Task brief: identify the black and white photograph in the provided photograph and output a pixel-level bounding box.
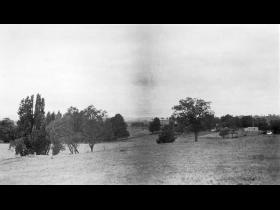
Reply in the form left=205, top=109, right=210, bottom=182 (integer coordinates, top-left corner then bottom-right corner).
left=0, top=24, right=279, bottom=185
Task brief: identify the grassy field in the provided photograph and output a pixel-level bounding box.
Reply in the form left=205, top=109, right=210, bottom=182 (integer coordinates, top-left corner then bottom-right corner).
left=0, top=133, right=279, bottom=185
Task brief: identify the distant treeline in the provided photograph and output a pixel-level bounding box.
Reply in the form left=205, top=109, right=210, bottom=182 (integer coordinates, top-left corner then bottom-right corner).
left=212, top=114, right=280, bottom=131
left=132, top=114, right=280, bottom=134
left=137, top=115, right=280, bottom=131
left=130, top=97, right=280, bottom=143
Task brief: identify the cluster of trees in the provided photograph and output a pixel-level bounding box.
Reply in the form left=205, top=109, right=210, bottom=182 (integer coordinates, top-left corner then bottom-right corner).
left=9, top=94, right=51, bottom=156
left=153, top=97, right=280, bottom=143
left=47, top=107, right=129, bottom=154
left=148, top=97, right=215, bottom=143
left=46, top=106, right=130, bottom=155
left=217, top=114, right=270, bottom=131
left=216, top=115, right=280, bottom=137
left=3, top=94, right=130, bottom=156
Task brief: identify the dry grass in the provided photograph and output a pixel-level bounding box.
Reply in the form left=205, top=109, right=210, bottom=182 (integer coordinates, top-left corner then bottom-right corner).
left=0, top=134, right=279, bottom=185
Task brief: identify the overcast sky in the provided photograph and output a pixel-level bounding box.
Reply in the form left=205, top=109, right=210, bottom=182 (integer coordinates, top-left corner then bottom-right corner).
left=0, top=24, right=279, bottom=120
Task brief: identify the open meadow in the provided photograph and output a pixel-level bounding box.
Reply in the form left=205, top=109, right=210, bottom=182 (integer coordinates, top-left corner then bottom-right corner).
left=0, top=133, right=279, bottom=185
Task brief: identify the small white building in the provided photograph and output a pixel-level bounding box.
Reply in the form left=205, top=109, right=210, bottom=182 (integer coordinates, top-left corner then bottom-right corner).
left=244, top=127, right=259, bottom=132
left=244, top=127, right=259, bottom=136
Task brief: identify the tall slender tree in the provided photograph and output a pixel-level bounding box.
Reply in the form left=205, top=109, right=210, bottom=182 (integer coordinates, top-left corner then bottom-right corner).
left=33, top=94, right=45, bottom=130
left=17, top=95, right=34, bottom=137
left=14, top=94, right=50, bottom=155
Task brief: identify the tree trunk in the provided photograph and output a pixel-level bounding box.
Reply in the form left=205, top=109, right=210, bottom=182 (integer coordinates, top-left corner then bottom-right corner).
left=89, top=143, right=94, bottom=152
left=74, top=146, right=79, bottom=154
left=68, top=145, right=73, bottom=154
left=194, top=131, right=198, bottom=142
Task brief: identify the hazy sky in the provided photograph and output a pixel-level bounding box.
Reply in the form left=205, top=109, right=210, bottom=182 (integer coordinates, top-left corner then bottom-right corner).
left=0, top=24, right=279, bottom=120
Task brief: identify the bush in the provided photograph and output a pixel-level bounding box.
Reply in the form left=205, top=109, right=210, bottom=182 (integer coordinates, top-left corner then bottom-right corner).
left=10, top=138, right=28, bottom=156
left=219, top=127, right=230, bottom=138
left=10, top=129, right=51, bottom=156
left=29, top=129, right=51, bottom=155
left=157, top=124, right=176, bottom=144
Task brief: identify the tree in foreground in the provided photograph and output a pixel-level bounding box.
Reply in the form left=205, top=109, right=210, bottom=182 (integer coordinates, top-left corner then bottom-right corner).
left=172, top=97, right=213, bottom=142
left=12, top=94, right=50, bottom=156
left=111, top=114, right=130, bottom=139
left=157, top=124, right=176, bottom=144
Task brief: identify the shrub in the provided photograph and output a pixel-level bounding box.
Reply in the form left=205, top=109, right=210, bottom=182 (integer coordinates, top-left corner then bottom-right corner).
left=157, top=124, right=176, bottom=144
left=29, top=129, right=51, bottom=155
left=10, top=128, right=51, bottom=156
